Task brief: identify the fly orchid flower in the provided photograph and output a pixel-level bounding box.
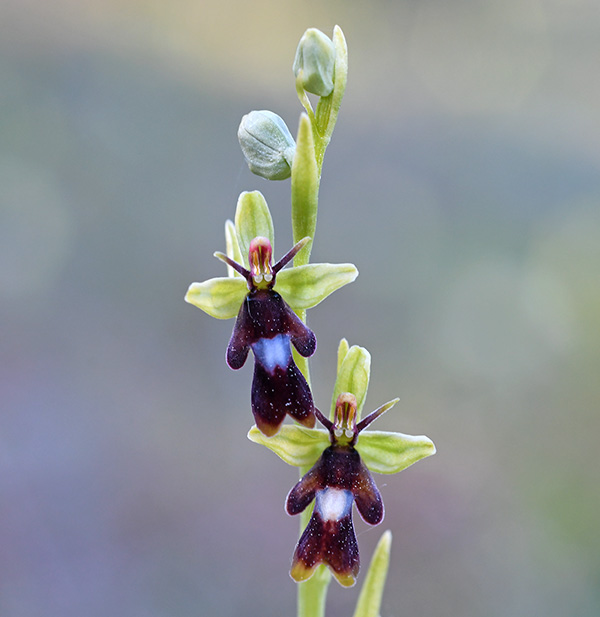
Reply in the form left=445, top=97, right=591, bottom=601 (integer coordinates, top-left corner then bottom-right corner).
left=248, top=339, right=435, bottom=586
left=185, top=191, right=358, bottom=436
left=285, top=393, right=396, bottom=587
left=215, top=236, right=317, bottom=436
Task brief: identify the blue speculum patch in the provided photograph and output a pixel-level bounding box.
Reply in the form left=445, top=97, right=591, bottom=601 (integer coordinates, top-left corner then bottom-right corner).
left=315, top=488, right=353, bottom=522
left=252, top=333, right=292, bottom=374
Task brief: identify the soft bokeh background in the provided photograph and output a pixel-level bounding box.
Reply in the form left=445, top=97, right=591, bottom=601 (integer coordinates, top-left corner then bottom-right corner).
left=2, top=1, right=599, bottom=615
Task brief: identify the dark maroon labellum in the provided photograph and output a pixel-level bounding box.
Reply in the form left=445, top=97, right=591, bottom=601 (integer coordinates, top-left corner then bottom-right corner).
left=227, top=288, right=316, bottom=436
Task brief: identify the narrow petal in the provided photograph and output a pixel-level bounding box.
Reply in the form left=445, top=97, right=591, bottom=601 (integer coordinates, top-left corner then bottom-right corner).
left=356, top=398, right=399, bottom=433
left=234, top=191, right=274, bottom=265
left=286, top=467, right=323, bottom=515
left=247, top=425, right=330, bottom=468
left=314, top=407, right=333, bottom=432
left=272, top=237, right=311, bottom=274
left=214, top=251, right=250, bottom=280
left=276, top=263, right=358, bottom=310
left=353, top=462, right=384, bottom=525
left=356, top=430, right=436, bottom=475
left=184, top=277, right=247, bottom=320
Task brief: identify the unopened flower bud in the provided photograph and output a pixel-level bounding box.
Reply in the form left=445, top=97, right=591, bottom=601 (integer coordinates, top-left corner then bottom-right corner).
left=238, top=110, right=296, bottom=180
left=293, top=28, right=336, bottom=97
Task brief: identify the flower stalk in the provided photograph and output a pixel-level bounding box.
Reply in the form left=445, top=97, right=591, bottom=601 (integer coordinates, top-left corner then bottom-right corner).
left=186, top=24, right=434, bottom=617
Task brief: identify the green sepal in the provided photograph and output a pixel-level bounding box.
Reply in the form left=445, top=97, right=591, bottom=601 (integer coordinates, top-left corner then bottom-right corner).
left=224, top=219, right=243, bottom=278
left=234, top=191, right=274, bottom=266
left=337, top=338, right=350, bottom=375
left=276, top=263, right=358, bottom=309
left=291, top=113, right=318, bottom=267
left=184, top=276, right=247, bottom=319
left=356, top=430, right=436, bottom=475
left=331, top=344, right=371, bottom=421
left=248, top=425, right=330, bottom=467
left=352, top=530, right=392, bottom=617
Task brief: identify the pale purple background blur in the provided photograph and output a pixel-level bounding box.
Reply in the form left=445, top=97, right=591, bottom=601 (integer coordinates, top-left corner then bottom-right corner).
left=1, top=1, right=599, bottom=616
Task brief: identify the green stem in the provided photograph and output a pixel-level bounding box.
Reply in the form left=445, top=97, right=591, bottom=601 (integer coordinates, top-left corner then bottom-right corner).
left=291, top=111, right=327, bottom=617
left=298, top=565, right=332, bottom=617
left=290, top=27, right=348, bottom=617
left=295, top=75, right=317, bottom=126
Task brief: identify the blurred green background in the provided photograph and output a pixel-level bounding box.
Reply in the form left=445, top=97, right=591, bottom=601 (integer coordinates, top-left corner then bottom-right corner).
left=1, top=1, right=599, bottom=616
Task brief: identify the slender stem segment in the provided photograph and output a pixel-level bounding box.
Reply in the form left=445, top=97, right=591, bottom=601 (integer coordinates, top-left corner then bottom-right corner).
left=298, top=566, right=332, bottom=617
left=291, top=26, right=348, bottom=617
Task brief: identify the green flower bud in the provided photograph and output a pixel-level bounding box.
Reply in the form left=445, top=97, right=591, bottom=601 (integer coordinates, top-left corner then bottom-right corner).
left=237, top=110, right=296, bottom=180
left=293, top=28, right=336, bottom=97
